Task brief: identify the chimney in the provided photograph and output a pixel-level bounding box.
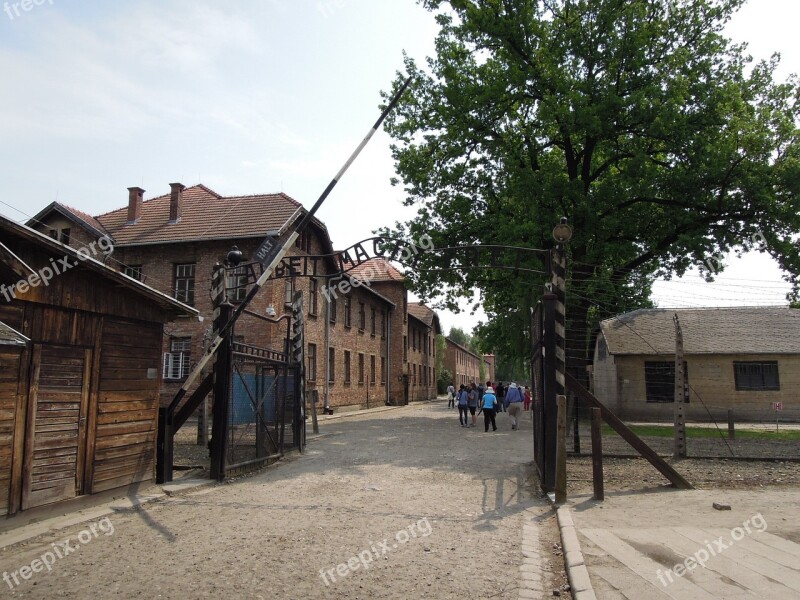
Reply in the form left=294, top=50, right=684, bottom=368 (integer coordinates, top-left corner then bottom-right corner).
left=169, top=182, right=185, bottom=223
left=127, top=187, right=145, bottom=224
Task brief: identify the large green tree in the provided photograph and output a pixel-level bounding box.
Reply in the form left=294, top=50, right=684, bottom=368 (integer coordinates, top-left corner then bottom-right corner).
left=382, top=0, right=800, bottom=375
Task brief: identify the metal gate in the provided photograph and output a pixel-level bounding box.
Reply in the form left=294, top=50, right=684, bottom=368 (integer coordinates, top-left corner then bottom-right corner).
left=226, top=341, right=300, bottom=474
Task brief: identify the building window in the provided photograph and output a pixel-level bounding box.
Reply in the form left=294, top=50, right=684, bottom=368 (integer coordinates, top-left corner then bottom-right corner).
left=358, top=353, right=364, bottom=384
left=370, top=355, right=376, bottom=386
left=229, top=266, right=248, bottom=302
left=381, top=356, right=386, bottom=384
left=59, top=228, right=71, bottom=244
left=308, top=343, right=317, bottom=381
left=309, top=279, right=318, bottom=316
left=330, top=296, right=337, bottom=324
left=381, top=310, right=386, bottom=339
left=284, top=278, right=294, bottom=306
left=644, top=361, right=689, bottom=403
left=734, top=361, right=780, bottom=391
left=412, top=364, right=416, bottom=386
left=48, top=229, right=58, bottom=240
left=370, top=307, right=376, bottom=336
left=124, top=265, right=143, bottom=281
left=174, top=264, right=196, bottom=306
left=404, top=336, right=408, bottom=361
left=344, top=296, right=352, bottom=328
left=358, top=302, right=366, bottom=331
left=163, top=337, right=191, bottom=379
left=344, top=351, right=351, bottom=383
left=328, top=347, right=335, bottom=382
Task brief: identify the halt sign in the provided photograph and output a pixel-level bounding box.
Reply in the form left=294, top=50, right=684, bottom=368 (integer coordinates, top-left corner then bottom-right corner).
left=772, top=402, right=783, bottom=411
left=254, top=234, right=280, bottom=266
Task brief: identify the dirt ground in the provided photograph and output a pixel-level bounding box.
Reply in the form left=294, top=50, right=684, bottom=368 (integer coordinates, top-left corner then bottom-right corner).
left=0, top=402, right=569, bottom=599
left=567, top=455, right=800, bottom=496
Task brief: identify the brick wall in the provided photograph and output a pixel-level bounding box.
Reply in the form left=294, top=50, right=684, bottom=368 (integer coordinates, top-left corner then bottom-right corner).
left=445, top=338, right=482, bottom=389
left=407, top=315, right=437, bottom=401
left=369, top=280, right=408, bottom=405
left=32, top=212, right=438, bottom=410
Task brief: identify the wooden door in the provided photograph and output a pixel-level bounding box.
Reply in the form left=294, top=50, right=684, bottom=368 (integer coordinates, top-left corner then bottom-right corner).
left=22, top=345, right=91, bottom=510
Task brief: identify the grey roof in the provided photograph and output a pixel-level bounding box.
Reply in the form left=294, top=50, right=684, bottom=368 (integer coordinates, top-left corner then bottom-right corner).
left=599, top=307, right=800, bottom=356
left=0, top=321, right=28, bottom=347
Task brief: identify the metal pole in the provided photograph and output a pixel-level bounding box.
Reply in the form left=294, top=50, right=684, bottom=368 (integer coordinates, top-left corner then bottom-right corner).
left=550, top=246, right=567, bottom=398
left=311, top=389, right=319, bottom=434
left=169, top=75, right=414, bottom=410
left=542, top=291, right=558, bottom=492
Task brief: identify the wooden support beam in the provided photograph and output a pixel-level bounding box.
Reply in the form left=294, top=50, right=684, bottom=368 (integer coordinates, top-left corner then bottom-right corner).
left=728, top=409, right=735, bottom=441
left=565, top=372, right=693, bottom=490
left=555, top=395, right=567, bottom=505
left=173, top=373, right=214, bottom=430
left=591, top=407, right=604, bottom=501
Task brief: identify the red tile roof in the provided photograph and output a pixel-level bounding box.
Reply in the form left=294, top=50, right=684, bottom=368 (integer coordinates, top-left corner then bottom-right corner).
left=408, top=302, right=442, bottom=334
left=408, top=302, right=434, bottom=325
left=348, top=257, right=405, bottom=282
left=59, top=204, right=109, bottom=237
left=96, top=185, right=320, bottom=246
left=27, top=202, right=110, bottom=239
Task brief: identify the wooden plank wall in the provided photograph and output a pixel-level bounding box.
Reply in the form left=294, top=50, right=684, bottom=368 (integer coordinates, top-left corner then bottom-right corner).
left=0, top=348, right=22, bottom=515
left=92, top=318, right=162, bottom=493
left=22, top=345, right=90, bottom=510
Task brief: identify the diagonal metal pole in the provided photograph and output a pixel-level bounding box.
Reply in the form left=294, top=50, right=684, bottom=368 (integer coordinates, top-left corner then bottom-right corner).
left=170, top=75, right=414, bottom=410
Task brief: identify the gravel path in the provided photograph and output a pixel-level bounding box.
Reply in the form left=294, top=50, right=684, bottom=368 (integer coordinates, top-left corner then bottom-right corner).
left=0, top=402, right=568, bottom=599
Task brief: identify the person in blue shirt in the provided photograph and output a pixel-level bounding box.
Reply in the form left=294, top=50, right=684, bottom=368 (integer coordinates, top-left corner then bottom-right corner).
left=457, top=384, right=469, bottom=427
left=480, top=386, right=498, bottom=432
left=504, top=382, right=523, bottom=430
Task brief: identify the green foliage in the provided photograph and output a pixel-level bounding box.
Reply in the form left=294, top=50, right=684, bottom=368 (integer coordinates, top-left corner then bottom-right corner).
left=437, top=367, right=453, bottom=393
left=381, top=0, right=800, bottom=368
left=447, top=326, right=470, bottom=347
left=435, top=333, right=447, bottom=376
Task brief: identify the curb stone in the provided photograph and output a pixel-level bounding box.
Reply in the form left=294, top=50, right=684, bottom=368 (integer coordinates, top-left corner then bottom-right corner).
left=556, top=505, right=597, bottom=600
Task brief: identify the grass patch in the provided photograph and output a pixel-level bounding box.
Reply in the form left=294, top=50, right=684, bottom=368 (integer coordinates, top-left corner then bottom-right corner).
left=601, top=424, right=800, bottom=442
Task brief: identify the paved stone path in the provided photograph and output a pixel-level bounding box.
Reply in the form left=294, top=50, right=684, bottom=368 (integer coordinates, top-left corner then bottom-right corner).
left=0, top=401, right=565, bottom=599
left=568, top=488, right=800, bottom=599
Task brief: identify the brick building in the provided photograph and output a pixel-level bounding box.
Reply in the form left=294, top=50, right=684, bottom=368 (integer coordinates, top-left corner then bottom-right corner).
left=444, top=338, right=483, bottom=388
left=407, top=303, right=441, bottom=402
left=29, top=184, right=439, bottom=411
left=483, top=354, right=496, bottom=384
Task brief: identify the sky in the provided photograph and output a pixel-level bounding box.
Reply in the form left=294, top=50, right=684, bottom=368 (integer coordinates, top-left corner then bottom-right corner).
left=0, top=0, right=797, bottom=337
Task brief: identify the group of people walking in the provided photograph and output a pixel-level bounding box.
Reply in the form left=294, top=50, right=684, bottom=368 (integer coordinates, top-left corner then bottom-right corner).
left=447, top=381, right=532, bottom=432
